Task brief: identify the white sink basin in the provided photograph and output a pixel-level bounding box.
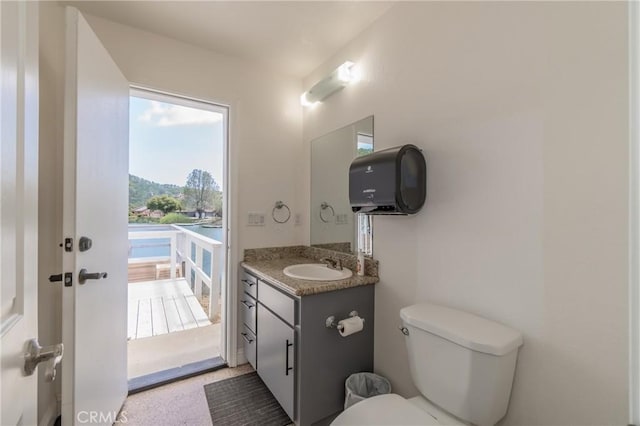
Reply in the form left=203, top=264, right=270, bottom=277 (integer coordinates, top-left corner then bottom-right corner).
left=283, top=263, right=353, bottom=281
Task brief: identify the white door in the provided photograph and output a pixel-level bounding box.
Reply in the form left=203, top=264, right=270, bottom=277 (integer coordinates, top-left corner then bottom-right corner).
left=61, top=8, right=129, bottom=425
left=0, top=2, right=40, bottom=425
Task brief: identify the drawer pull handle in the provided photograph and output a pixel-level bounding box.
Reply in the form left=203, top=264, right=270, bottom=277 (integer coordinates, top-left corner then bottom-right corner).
left=241, top=332, right=254, bottom=344
left=241, top=300, right=255, bottom=309
left=242, top=279, right=256, bottom=287
left=285, top=339, right=293, bottom=376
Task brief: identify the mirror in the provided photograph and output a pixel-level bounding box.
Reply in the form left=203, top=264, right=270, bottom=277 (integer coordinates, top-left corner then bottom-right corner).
left=310, top=116, right=373, bottom=255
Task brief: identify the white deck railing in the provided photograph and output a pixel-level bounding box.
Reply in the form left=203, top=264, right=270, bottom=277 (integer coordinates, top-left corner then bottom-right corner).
left=128, top=225, right=223, bottom=321
left=173, top=225, right=223, bottom=321
left=128, top=230, right=179, bottom=279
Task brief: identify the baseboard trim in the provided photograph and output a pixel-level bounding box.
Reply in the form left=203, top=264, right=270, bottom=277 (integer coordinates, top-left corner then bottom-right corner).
left=236, top=348, right=247, bottom=366
left=128, top=356, right=227, bottom=395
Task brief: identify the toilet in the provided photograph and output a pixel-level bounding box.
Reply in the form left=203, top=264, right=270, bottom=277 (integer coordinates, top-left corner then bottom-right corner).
left=332, top=303, right=523, bottom=426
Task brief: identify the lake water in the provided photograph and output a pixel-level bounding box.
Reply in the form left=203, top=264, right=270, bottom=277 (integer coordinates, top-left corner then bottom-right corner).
left=128, top=224, right=223, bottom=277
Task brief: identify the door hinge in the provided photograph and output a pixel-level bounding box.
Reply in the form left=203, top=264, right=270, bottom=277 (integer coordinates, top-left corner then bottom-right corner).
left=64, top=238, right=73, bottom=252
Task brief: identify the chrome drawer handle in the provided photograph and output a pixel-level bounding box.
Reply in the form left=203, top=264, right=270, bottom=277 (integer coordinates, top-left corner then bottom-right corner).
left=241, top=332, right=254, bottom=343
left=241, top=300, right=255, bottom=309
left=241, top=279, right=256, bottom=287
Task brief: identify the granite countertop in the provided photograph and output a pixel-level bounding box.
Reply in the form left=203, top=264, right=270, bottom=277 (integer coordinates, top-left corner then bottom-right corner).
left=241, top=257, right=379, bottom=297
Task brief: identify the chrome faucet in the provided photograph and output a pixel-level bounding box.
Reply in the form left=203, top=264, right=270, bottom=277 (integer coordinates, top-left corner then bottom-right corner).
left=320, top=257, right=343, bottom=270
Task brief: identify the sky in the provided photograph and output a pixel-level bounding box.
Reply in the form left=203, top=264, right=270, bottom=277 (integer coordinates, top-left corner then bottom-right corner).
left=129, top=96, right=224, bottom=187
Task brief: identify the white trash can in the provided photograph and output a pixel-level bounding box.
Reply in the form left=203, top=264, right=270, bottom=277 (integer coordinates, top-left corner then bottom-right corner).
left=344, top=372, right=391, bottom=409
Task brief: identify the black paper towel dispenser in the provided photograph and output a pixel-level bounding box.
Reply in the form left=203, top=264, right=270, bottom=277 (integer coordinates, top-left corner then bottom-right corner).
left=349, top=144, right=426, bottom=215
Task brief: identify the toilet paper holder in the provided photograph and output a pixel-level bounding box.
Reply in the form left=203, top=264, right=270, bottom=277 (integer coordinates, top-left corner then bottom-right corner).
left=325, top=311, right=364, bottom=331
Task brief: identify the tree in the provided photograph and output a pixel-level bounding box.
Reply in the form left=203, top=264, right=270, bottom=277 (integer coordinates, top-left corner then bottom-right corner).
left=184, top=169, right=218, bottom=218
left=357, top=147, right=373, bottom=157
left=147, top=195, right=182, bottom=215
left=211, top=190, right=223, bottom=217
left=159, top=213, right=192, bottom=224
left=129, top=174, right=182, bottom=209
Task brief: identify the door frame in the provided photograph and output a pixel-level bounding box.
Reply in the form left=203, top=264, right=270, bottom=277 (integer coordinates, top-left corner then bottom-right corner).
left=128, top=85, right=234, bottom=365
left=630, top=1, right=639, bottom=423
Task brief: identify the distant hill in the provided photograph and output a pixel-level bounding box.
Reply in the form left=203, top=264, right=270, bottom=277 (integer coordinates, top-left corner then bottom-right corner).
left=129, top=174, right=183, bottom=208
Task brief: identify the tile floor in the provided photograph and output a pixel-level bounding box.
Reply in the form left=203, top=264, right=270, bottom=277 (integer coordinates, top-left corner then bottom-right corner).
left=116, top=364, right=254, bottom=426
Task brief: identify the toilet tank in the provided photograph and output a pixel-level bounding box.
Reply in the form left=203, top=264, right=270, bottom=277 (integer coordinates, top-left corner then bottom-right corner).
left=400, top=303, right=523, bottom=426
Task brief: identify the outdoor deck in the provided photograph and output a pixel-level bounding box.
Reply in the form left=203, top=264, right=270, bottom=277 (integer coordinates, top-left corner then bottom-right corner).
left=128, top=322, right=221, bottom=379
left=128, top=278, right=211, bottom=340
left=126, top=225, right=224, bottom=379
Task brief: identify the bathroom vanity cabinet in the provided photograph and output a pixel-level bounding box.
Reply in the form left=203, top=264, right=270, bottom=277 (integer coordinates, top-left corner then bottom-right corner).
left=239, top=267, right=375, bottom=426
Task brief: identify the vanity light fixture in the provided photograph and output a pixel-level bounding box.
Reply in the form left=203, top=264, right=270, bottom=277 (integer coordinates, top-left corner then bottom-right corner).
left=300, top=61, right=356, bottom=107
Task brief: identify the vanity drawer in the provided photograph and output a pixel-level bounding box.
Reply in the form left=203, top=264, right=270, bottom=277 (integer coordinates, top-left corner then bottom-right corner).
left=241, top=325, right=257, bottom=369
left=258, top=280, right=295, bottom=326
left=240, top=269, right=258, bottom=299
left=240, top=296, right=257, bottom=333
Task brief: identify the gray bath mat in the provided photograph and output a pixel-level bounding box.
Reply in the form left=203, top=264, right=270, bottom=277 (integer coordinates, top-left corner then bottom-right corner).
left=204, top=372, right=291, bottom=426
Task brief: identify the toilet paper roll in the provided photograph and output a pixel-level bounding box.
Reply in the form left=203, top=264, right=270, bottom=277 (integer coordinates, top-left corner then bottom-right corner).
left=338, top=316, right=364, bottom=337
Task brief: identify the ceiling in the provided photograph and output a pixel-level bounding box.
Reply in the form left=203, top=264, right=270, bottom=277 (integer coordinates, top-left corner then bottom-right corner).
left=63, top=1, right=395, bottom=78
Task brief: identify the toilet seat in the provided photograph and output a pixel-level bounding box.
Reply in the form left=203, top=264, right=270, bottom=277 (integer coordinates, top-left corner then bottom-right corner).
left=331, top=394, right=440, bottom=426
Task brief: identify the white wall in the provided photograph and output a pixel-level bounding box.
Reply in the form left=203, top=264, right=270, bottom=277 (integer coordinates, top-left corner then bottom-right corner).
left=302, top=3, right=629, bottom=425
left=37, top=4, right=304, bottom=424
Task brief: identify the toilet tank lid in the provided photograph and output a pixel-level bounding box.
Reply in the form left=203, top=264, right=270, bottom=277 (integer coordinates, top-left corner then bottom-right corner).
left=400, top=303, right=523, bottom=356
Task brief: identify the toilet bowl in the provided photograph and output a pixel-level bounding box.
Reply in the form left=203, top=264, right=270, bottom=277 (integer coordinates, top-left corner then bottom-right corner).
left=332, top=393, right=464, bottom=425
left=331, top=303, right=523, bottom=426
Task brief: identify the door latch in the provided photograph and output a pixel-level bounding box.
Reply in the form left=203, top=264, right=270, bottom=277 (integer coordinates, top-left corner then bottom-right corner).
left=24, top=338, right=64, bottom=382
left=48, top=272, right=73, bottom=287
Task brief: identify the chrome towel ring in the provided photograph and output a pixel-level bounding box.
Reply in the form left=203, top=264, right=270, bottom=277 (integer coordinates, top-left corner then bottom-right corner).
left=273, top=201, right=291, bottom=223
left=319, top=202, right=335, bottom=223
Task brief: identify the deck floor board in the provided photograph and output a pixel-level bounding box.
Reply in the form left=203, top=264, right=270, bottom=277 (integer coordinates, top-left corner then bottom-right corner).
left=127, top=299, right=139, bottom=340
left=137, top=299, right=153, bottom=339
left=128, top=278, right=211, bottom=340
left=174, top=296, right=199, bottom=330
left=151, top=297, right=168, bottom=336
left=164, top=297, right=184, bottom=333
left=185, top=294, right=211, bottom=327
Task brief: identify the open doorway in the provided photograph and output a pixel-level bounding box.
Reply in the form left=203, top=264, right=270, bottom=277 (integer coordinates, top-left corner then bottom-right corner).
left=125, top=88, right=228, bottom=388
